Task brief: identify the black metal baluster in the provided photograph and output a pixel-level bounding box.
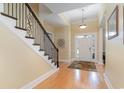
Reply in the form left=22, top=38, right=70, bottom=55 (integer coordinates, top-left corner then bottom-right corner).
left=39, top=27, right=42, bottom=51
left=31, top=16, right=34, bottom=37
left=43, top=31, right=45, bottom=52
left=39, top=28, right=41, bottom=49
left=44, top=34, right=46, bottom=55
left=4, top=4, right=5, bottom=13
left=31, top=15, right=35, bottom=38
left=8, top=3, right=9, bottom=15
left=22, top=3, right=24, bottom=28
left=36, top=24, right=40, bottom=45
left=16, top=3, right=19, bottom=27
left=4, top=4, right=7, bottom=14
left=40, top=28, right=44, bottom=51
left=12, top=3, right=13, bottom=16
left=57, top=49, right=59, bottom=67
left=54, top=49, right=56, bottom=65
left=23, top=4, right=25, bottom=29
left=25, top=5, right=27, bottom=30
left=50, top=43, right=52, bottom=59
left=29, top=13, right=32, bottom=37
left=34, top=21, right=37, bottom=43
left=15, top=3, right=17, bottom=26
left=18, top=4, right=21, bottom=27
left=10, top=3, right=12, bottom=16
left=21, top=3, right=23, bottom=28
left=34, top=20, right=37, bottom=45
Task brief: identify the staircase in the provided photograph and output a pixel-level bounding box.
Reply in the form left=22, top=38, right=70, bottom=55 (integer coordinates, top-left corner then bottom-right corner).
left=0, top=3, right=59, bottom=68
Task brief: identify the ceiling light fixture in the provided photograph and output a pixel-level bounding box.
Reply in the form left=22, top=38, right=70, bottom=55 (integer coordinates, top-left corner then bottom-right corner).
left=79, top=9, right=87, bottom=29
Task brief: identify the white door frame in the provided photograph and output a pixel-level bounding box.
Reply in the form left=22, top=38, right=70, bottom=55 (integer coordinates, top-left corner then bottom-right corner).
left=74, top=33, right=97, bottom=63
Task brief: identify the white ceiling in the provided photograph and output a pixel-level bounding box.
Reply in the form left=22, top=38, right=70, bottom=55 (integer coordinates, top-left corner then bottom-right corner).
left=39, top=4, right=66, bottom=26
left=44, top=3, right=92, bottom=14
left=60, top=4, right=101, bottom=24
left=40, top=3, right=101, bottom=27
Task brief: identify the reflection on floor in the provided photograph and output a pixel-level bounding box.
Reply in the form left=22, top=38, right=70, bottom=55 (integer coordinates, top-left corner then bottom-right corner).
left=35, top=62, right=108, bottom=89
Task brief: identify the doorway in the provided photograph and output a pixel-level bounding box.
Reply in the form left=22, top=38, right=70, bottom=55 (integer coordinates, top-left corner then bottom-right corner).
left=75, top=34, right=97, bottom=62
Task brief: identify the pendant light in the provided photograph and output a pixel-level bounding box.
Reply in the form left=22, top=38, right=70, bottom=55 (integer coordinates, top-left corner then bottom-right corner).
left=79, top=9, right=87, bottom=29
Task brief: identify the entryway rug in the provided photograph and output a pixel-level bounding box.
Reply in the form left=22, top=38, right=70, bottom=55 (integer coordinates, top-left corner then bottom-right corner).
left=68, top=61, right=97, bottom=72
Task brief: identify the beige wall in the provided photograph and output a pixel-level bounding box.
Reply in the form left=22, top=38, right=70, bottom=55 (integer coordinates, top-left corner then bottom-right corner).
left=29, top=3, right=39, bottom=15
left=29, top=4, right=56, bottom=37
left=54, top=26, right=71, bottom=61
left=71, top=20, right=99, bottom=61
left=0, top=21, right=52, bottom=88
left=43, top=21, right=56, bottom=33
left=100, top=4, right=124, bottom=88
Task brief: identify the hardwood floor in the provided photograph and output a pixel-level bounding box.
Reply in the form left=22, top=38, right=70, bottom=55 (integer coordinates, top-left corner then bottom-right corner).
left=35, top=62, right=108, bottom=89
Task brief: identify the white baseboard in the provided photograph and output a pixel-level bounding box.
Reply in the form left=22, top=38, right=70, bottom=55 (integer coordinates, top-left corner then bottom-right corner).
left=97, top=61, right=104, bottom=65
left=59, top=59, right=70, bottom=63
left=98, top=59, right=104, bottom=64
left=21, top=68, right=59, bottom=89
left=104, top=73, right=113, bottom=89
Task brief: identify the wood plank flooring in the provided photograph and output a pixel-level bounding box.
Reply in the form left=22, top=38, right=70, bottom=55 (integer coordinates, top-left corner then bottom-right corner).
left=35, top=62, right=108, bottom=89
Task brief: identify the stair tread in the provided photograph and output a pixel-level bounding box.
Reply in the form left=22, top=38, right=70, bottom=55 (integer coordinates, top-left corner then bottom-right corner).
left=39, top=49, right=44, bottom=51
left=48, top=57, right=53, bottom=60
left=44, top=53, right=49, bottom=55
left=15, top=26, right=27, bottom=31
left=25, top=36, right=35, bottom=39
left=33, top=43, right=40, bottom=46
left=1, top=12, right=17, bottom=20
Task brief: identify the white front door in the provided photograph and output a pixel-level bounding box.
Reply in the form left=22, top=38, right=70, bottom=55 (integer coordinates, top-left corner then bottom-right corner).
left=75, top=35, right=96, bottom=62
left=79, top=36, right=91, bottom=61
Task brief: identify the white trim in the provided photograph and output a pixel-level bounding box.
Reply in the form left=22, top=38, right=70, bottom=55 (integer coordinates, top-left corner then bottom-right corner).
left=99, top=58, right=104, bottom=64
left=103, top=73, right=113, bottom=89
left=21, top=68, right=59, bottom=89
left=97, top=60, right=104, bottom=64
left=97, top=62, right=104, bottom=65
left=98, top=28, right=104, bottom=65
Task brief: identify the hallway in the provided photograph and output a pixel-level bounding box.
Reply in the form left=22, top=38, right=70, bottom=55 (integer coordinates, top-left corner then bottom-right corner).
left=35, top=63, right=108, bottom=89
